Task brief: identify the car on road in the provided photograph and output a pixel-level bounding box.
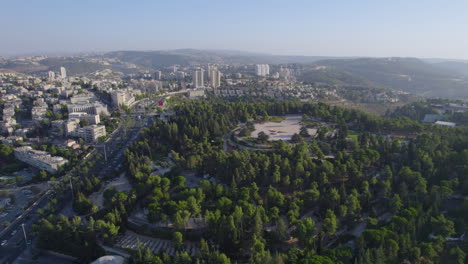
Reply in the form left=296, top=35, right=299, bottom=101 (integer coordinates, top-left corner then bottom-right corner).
left=11, top=230, right=17, bottom=236
left=1, top=240, right=7, bottom=246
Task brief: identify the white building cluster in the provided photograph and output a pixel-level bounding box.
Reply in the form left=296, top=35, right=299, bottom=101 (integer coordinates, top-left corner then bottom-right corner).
left=31, top=98, right=48, bottom=123
left=47, top=66, right=67, bottom=81
left=0, top=94, right=21, bottom=134
left=14, top=146, right=68, bottom=173
left=111, top=90, right=135, bottom=107
left=67, top=101, right=109, bottom=116
left=255, top=64, right=270, bottom=76
left=67, top=124, right=107, bottom=143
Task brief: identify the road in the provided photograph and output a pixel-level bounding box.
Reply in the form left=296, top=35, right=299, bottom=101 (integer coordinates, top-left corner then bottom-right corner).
left=0, top=92, right=180, bottom=263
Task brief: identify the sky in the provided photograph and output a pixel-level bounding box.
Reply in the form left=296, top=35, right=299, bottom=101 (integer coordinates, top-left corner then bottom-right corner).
left=1, top=0, right=468, bottom=59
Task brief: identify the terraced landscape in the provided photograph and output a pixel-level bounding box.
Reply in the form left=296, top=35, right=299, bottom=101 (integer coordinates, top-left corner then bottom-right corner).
left=115, top=231, right=199, bottom=257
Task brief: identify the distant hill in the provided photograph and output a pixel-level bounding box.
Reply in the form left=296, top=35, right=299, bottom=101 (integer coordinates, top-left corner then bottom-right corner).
left=431, top=61, right=468, bottom=76
left=0, top=57, right=110, bottom=75
left=39, top=57, right=111, bottom=75
left=104, top=49, right=339, bottom=66
left=298, top=65, right=378, bottom=87
left=307, top=58, right=468, bottom=99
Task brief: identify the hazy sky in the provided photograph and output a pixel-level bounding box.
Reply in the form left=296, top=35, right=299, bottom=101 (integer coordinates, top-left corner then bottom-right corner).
left=1, top=0, right=468, bottom=58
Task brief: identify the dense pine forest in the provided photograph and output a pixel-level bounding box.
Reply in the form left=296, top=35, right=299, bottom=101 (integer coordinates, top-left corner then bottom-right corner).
left=34, top=99, right=468, bottom=263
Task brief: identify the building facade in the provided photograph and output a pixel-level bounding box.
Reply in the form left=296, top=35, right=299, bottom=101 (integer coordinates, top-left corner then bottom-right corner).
left=255, top=64, right=270, bottom=76
left=192, top=68, right=204, bottom=88
left=14, top=146, right=68, bottom=173
left=110, top=90, right=135, bottom=107
left=60, top=67, right=67, bottom=79
left=210, top=69, right=221, bottom=88
left=68, top=112, right=100, bottom=125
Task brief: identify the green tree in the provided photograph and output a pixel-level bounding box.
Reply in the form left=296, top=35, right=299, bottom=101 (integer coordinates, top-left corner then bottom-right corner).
left=275, top=218, right=289, bottom=241
left=299, top=126, right=309, bottom=137
left=291, top=133, right=303, bottom=143
left=249, top=235, right=271, bottom=264
left=257, top=131, right=269, bottom=143
left=390, top=194, right=402, bottom=214
left=294, top=217, right=316, bottom=248
left=172, top=232, right=184, bottom=251
left=449, top=246, right=466, bottom=264
left=323, top=209, right=338, bottom=236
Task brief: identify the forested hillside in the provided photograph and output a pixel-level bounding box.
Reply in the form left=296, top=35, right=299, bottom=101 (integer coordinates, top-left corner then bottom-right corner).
left=121, top=99, right=468, bottom=263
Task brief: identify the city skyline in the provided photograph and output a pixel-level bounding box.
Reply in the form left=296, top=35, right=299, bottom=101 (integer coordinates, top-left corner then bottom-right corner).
left=1, top=0, right=468, bottom=59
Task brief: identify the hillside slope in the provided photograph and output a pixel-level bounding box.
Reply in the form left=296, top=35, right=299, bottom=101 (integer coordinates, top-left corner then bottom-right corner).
left=312, top=58, right=468, bottom=99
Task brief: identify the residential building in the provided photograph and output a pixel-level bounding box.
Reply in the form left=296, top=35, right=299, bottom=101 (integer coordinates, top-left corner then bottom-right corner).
left=210, top=69, right=221, bottom=88
left=192, top=68, right=204, bottom=88
left=14, top=146, right=68, bottom=173
left=0, top=120, right=16, bottom=134
left=67, top=102, right=109, bottom=116
left=31, top=104, right=48, bottom=123
left=187, top=88, right=205, bottom=99
left=110, top=90, right=135, bottom=107
left=70, top=93, right=96, bottom=104
left=70, top=125, right=106, bottom=143
left=255, top=64, right=270, bottom=76
left=65, top=119, right=80, bottom=135
left=69, top=112, right=100, bottom=125
left=207, top=65, right=216, bottom=79
left=153, top=71, right=162, bottom=80
left=60, top=67, right=67, bottom=79
left=84, top=125, right=106, bottom=142
left=435, top=121, right=456, bottom=128
left=48, top=71, right=55, bottom=81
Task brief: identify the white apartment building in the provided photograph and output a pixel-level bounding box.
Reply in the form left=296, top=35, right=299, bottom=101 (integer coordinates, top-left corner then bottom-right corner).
left=48, top=71, right=55, bottom=81
left=70, top=94, right=96, bottom=104
left=192, top=68, right=204, bottom=88
left=14, top=146, right=68, bottom=173
left=85, top=125, right=106, bottom=142
left=60, top=67, right=67, bottom=79
left=67, top=102, right=109, bottom=116
left=210, top=69, right=221, bottom=88
left=65, top=119, right=80, bottom=135
left=187, top=88, right=205, bottom=99
left=207, top=65, right=216, bottom=79
left=68, top=112, right=100, bottom=125
left=69, top=124, right=106, bottom=143
left=255, top=64, right=270, bottom=76
left=0, top=120, right=16, bottom=134
left=110, top=90, right=135, bottom=107
left=31, top=105, right=48, bottom=123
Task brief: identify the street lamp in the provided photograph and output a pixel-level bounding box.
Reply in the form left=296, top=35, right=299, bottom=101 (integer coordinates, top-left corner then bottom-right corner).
left=21, top=223, right=28, bottom=246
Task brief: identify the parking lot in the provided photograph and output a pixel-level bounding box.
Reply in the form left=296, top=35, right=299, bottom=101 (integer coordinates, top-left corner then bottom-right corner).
left=0, top=182, right=49, bottom=233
